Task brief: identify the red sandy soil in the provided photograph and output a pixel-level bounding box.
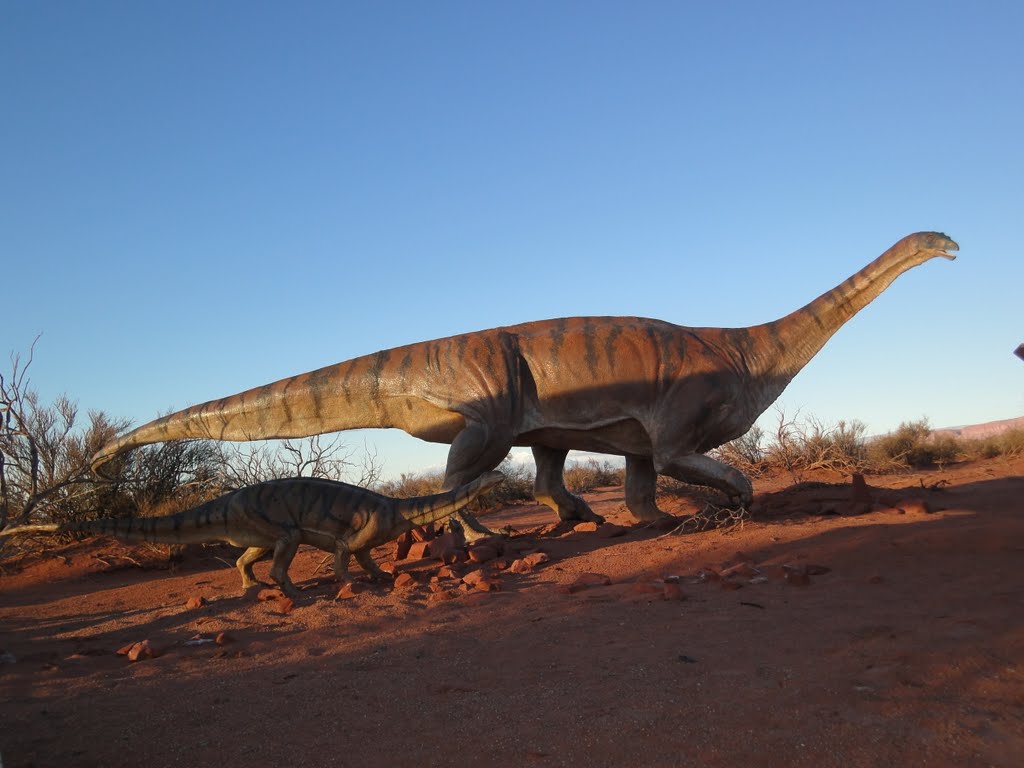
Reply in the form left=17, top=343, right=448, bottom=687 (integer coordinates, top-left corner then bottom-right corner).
left=1, top=457, right=1022, bottom=768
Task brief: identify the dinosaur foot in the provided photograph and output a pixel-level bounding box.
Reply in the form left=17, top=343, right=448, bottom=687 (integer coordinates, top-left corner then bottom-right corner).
left=450, top=511, right=499, bottom=542
left=554, top=495, right=604, bottom=524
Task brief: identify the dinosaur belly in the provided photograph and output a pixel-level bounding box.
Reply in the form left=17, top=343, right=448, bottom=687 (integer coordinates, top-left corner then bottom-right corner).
left=516, top=420, right=651, bottom=456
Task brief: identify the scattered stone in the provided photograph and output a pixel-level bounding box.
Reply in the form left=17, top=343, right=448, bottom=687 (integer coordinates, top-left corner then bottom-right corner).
left=696, top=567, right=721, bottom=583
left=379, top=561, right=398, bottom=575
left=116, top=643, right=137, bottom=656
left=407, top=542, right=433, bottom=560
left=596, top=523, right=628, bottom=538
left=426, top=532, right=465, bottom=559
left=215, top=632, right=235, bottom=646
left=573, top=521, right=600, bottom=533
left=663, top=574, right=681, bottom=584
left=510, top=552, right=550, bottom=574
left=276, top=597, right=295, bottom=615
left=630, top=581, right=664, bottom=596
left=720, top=562, right=761, bottom=579
left=184, top=596, right=206, bottom=610
left=561, top=573, right=612, bottom=594
left=257, top=588, right=286, bottom=602
left=468, top=544, right=499, bottom=564
left=895, top=497, right=933, bottom=515
left=394, top=532, right=414, bottom=561
left=470, top=536, right=507, bottom=555
left=782, top=565, right=810, bottom=586
left=491, top=557, right=513, bottom=570
left=411, top=523, right=437, bottom=542
left=436, top=565, right=463, bottom=579
left=336, top=582, right=364, bottom=600
left=393, top=573, right=418, bottom=589
left=461, top=569, right=489, bottom=587
left=851, top=473, right=873, bottom=504
left=427, top=589, right=459, bottom=604
left=441, top=548, right=469, bottom=565
left=121, top=640, right=163, bottom=662
left=663, top=582, right=687, bottom=601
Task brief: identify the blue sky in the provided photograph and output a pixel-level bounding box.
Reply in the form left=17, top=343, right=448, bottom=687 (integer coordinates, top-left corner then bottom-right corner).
left=3, top=2, right=1022, bottom=479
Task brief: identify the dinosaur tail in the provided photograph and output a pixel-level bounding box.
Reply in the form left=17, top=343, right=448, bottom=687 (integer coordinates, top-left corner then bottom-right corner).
left=0, top=497, right=233, bottom=546
left=397, top=471, right=506, bottom=530
left=90, top=356, right=388, bottom=477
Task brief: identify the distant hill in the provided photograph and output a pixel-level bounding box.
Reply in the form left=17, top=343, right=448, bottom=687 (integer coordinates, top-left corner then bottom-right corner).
left=932, top=416, right=1024, bottom=441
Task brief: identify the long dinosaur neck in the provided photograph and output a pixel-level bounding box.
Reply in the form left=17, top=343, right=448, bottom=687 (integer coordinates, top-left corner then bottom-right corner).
left=744, top=232, right=957, bottom=385
left=393, top=471, right=504, bottom=533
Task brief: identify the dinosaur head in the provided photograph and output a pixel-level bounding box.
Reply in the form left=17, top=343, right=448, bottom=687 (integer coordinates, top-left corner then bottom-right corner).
left=912, top=232, right=958, bottom=261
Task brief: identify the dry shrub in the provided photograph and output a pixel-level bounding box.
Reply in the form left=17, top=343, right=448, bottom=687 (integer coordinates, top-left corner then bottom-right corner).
left=867, top=419, right=962, bottom=469
left=564, top=459, right=625, bottom=493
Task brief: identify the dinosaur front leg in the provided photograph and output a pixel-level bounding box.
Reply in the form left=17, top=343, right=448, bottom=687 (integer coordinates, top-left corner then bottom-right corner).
left=443, top=421, right=513, bottom=540
left=624, top=455, right=670, bottom=521
left=353, top=549, right=391, bottom=582
left=532, top=445, right=604, bottom=523
left=235, top=546, right=271, bottom=590
left=654, top=453, right=753, bottom=507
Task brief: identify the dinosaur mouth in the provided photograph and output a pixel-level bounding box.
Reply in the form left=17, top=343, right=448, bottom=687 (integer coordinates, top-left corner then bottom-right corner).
left=936, top=237, right=959, bottom=260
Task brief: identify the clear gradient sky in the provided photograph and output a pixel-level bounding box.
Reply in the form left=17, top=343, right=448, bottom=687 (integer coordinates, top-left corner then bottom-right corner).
left=3, top=2, right=1022, bottom=479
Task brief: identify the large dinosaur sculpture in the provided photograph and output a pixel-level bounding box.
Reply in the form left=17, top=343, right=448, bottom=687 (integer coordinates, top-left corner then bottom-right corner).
left=1, top=471, right=504, bottom=595
left=92, top=232, right=957, bottom=533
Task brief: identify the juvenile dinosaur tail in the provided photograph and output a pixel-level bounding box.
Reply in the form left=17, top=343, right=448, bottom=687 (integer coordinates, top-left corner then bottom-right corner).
left=0, top=498, right=231, bottom=546
left=398, top=470, right=506, bottom=530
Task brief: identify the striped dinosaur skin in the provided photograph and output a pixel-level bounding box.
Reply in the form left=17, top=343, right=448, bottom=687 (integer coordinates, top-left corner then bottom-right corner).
left=1, top=470, right=504, bottom=595
left=92, top=232, right=957, bottom=529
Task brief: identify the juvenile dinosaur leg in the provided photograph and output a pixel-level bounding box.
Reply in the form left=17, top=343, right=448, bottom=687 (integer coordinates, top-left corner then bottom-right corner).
left=443, top=421, right=512, bottom=539
left=532, top=445, right=603, bottom=523
left=354, top=549, right=390, bottom=582
left=236, top=546, right=271, bottom=589
left=624, top=455, right=669, bottom=521
left=268, top=532, right=303, bottom=596
left=654, top=453, right=753, bottom=507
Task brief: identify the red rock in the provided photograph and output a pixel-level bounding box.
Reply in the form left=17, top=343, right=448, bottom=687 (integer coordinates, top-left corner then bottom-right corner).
left=277, top=598, right=295, bottom=614
left=411, top=523, right=437, bottom=542
left=472, top=577, right=501, bottom=592
left=215, top=633, right=234, bottom=646
left=631, top=582, right=664, bottom=595
left=442, top=548, right=469, bottom=565
left=427, top=589, right=459, bottom=604
left=510, top=552, right=551, bottom=574
left=461, top=569, right=489, bottom=587
left=394, top=532, right=414, bottom=561
left=573, top=522, right=600, bottom=533
left=851, top=473, right=873, bottom=504
left=393, top=573, right=418, bottom=589
left=184, top=596, right=206, bottom=610
left=470, top=536, right=506, bottom=555
left=257, top=588, right=285, bottom=602
left=663, top=582, right=687, bottom=601
left=379, top=561, right=398, bottom=575
left=426, top=532, right=465, bottom=559
left=783, top=565, right=810, bottom=586
left=407, top=542, right=432, bottom=560
left=436, top=565, right=463, bottom=579
left=696, top=567, right=721, bottom=583
left=896, top=497, right=932, bottom=515
left=126, top=640, right=162, bottom=662
left=468, top=544, right=498, bottom=564
left=563, top=573, right=612, bottom=594
left=116, top=642, right=138, bottom=656
left=720, top=562, right=761, bottom=579
left=596, top=523, right=628, bottom=538
left=336, top=582, right=364, bottom=600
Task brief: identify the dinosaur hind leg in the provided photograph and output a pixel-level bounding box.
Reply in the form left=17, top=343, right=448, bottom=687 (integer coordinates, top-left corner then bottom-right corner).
left=442, top=421, right=512, bottom=540
left=268, top=532, right=302, bottom=597
left=532, top=445, right=603, bottom=523
left=624, top=455, right=671, bottom=521
left=236, top=546, right=271, bottom=590
left=654, top=452, right=753, bottom=507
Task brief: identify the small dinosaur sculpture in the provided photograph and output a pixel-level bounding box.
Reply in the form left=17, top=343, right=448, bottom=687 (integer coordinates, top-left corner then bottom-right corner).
left=92, top=232, right=957, bottom=533
left=1, top=470, right=504, bottom=595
